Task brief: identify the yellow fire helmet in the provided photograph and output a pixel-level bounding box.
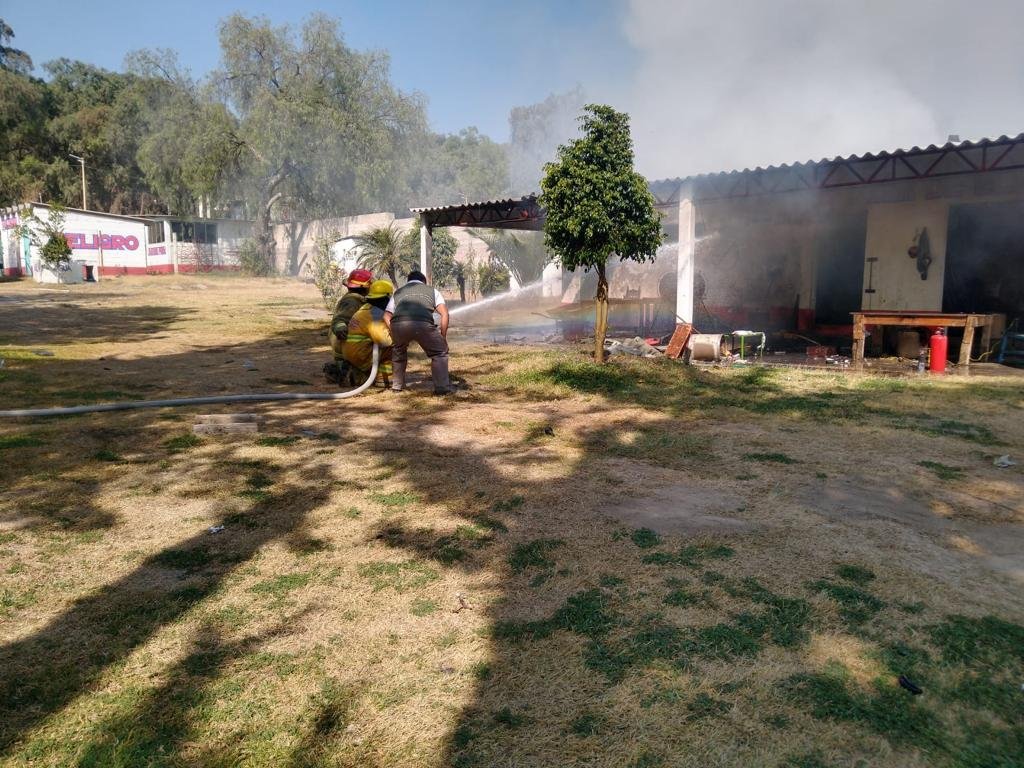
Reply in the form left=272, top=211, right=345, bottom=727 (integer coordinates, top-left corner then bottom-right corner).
left=366, top=279, right=395, bottom=300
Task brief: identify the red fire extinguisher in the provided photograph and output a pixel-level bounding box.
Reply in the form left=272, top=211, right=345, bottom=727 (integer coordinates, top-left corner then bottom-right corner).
left=929, top=327, right=948, bottom=373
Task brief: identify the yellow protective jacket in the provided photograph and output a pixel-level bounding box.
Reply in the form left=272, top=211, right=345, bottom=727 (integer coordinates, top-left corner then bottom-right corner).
left=341, top=303, right=393, bottom=374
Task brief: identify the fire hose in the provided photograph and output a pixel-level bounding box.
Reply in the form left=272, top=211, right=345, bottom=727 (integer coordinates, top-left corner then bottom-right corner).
left=0, top=345, right=380, bottom=419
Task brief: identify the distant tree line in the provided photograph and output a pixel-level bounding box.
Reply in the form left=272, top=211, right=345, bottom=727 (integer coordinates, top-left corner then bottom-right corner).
left=0, top=15, right=526, bottom=262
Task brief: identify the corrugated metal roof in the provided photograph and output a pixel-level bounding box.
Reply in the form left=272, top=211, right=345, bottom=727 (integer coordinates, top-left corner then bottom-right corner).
left=651, top=133, right=1024, bottom=186
left=410, top=194, right=538, bottom=214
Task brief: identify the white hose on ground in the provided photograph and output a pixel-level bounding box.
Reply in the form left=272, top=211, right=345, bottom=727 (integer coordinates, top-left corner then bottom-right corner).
left=0, top=345, right=380, bottom=419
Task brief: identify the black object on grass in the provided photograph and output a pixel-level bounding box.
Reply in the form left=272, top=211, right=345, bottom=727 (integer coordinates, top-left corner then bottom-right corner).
left=898, top=675, right=923, bottom=695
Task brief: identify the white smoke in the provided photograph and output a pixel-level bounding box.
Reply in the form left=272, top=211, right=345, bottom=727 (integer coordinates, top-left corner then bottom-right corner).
left=618, top=0, right=1024, bottom=179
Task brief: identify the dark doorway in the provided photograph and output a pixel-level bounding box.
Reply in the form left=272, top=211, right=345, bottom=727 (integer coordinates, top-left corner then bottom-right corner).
left=945, top=201, right=1024, bottom=318
left=815, top=213, right=867, bottom=325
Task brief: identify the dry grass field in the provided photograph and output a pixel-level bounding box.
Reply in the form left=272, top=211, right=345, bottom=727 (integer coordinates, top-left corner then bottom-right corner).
left=1, top=275, right=1022, bottom=768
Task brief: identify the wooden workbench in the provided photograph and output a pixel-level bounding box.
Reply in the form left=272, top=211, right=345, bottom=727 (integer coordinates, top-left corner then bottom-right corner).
left=851, top=311, right=995, bottom=367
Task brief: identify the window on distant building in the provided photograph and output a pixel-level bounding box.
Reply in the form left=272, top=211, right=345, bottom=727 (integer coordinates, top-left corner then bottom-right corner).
left=147, top=221, right=165, bottom=243
left=195, top=222, right=218, bottom=244
left=170, top=221, right=194, bottom=242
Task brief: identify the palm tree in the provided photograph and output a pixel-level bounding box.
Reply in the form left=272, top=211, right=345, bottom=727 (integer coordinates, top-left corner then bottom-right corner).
left=468, top=229, right=549, bottom=286
left=354, top=223, right=419, bottom=283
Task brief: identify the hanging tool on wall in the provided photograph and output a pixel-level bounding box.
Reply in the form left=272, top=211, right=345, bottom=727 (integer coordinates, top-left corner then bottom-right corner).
left=908, top=227, right=933, bottom=280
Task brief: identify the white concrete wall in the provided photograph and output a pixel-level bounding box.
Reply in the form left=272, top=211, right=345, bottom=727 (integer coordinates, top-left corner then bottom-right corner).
left=862, top=200, right=949, bottom=311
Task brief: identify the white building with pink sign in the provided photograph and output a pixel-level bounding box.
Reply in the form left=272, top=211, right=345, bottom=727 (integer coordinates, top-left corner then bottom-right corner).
left=0, top=204, right=252, bottom=280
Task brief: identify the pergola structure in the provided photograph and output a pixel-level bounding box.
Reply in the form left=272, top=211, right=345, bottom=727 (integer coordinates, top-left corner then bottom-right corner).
left=409, top=195, right=544, bottom=281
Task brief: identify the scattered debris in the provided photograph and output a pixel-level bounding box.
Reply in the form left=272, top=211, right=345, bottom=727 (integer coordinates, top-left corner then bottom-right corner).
left=825, top=355, right=851, bottom=366
left=543, top=426, right=555, bottom=437
left=208, top=525, right=225, bottom=534
left=606, top=336, right=662, bottom=358
left=898, top=675, right=923, bottom=695
left=31, top=349, right=54, bottom=357
left=0, top=359, right=4, bottom=369
left=242, top=359, right=258, bottom=371
left=300, top=429, right=319, bottom=438
left=665, top=323, right=693, bottom=359
left=994, top=455, right=1016, bottom=468
left=452, top=593, right=472, bottom=613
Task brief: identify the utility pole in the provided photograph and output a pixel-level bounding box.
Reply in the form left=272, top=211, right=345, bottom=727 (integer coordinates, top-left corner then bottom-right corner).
left=68, top=154, right=87, bottom=210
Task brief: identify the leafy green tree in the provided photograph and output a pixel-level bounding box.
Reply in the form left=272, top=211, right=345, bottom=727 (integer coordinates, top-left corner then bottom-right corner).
left=355, top=223, right=418, bottom=283
left=540, top=104, right=662, bottom=361
left=305, top=231, right=346, bottom=308
left=477, top=260, right=510, bottom=296
left=414, top=225, right=458, bottom=289
left=409, top=127, right=509, bottom=206
left=0, top=19, right=32, bottom=74
left=43, top=59, right=155, bottom=213
left=127, top=49, right=245, bottom=217
left=18, top=204, right=73, bottom=268
left=213, top=13, right=427, bottom=267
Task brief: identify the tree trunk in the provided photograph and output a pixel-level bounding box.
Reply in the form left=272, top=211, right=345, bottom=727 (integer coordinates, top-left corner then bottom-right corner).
left=255, top=190, right=283, bottom=273
left=594, top=262, right=609, bottom=363
left=254, top=162, right=292, bottom=273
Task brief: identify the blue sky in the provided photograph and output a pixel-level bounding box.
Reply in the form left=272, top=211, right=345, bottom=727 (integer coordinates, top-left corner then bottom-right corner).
left=4, top=0, right=637, bottom=143
left=6, top=0, right=1023, bottom=178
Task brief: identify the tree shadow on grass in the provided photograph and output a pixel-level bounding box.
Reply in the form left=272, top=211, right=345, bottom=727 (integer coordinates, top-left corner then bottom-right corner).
left=74, top=617, right=304, bottom=767
left=0, top=459, right=335, bottom=755
left=0, top=302, right=189, bottom=345
left=346, top=364, right=1024, bottom=767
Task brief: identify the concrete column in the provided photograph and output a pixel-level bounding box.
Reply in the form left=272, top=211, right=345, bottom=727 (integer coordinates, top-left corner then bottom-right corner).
left=676, top=194, right=696, bottom=323
left=541, top=261, right=562, bottom=298
left=420, top=224, right=433, bottom=283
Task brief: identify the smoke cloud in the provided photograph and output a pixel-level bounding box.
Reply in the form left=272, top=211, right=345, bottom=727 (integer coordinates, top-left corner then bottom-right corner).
left=618, top=0, right=1024, bottom=179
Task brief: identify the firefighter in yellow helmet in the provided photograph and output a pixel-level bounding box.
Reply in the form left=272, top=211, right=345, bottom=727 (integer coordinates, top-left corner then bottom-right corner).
left=324, top=268, right=373, bottom=385
left=341, top=279, right=395, bottom=386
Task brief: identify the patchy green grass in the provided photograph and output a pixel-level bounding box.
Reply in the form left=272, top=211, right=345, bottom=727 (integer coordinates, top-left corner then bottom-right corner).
left=918, top=460, right=964, bottom=481
left=892, top=416, right=999, bottom=445
left=686, top=692, right=729, bottom=721
left=342, top=506, right=361, bottom=519
left=358, top=560, right=440, bottom=593
left=492, top=707, right=528, bottom=728
left=0, top=433, right=44, bottom=450
left=163, top=433, right=202, bottom=454
left=808, top=579, right=885, bottom=626
left=495, top=589, right=617, bottom=642
left=92, top=449, right=122, bottom=462
left=472, top=513, right=508, bottom=533
left=663, top=586, right=715, bottom=609
left=784, top=665, right=944, bottom=749
left=255, top=435, right=300, bottom=447
left=0, top=587, right=38, bottom=617
left=508, top=538, right=564, bottom=574
left=631, top=528, right=661, bottom=549
left=569, top=711, right=604, bottom=737
left=410, top=597, right=438, bottom=617
left=642, top=542, right=735, bottom=568
left=603, top=428, right=714, bottom=465
left=491, top=495, right=525, bottom=513
left=249, top=571, right=313, bottom=599
left=929, top=614, right=1024, bottom=669
left=835, top=564, right=876, bottom=586
left=368, top=491, right=421, bottom=508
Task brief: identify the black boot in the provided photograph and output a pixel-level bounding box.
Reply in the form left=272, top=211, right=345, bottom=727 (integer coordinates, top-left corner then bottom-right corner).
left=323, top=362, right=342, bottom=385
